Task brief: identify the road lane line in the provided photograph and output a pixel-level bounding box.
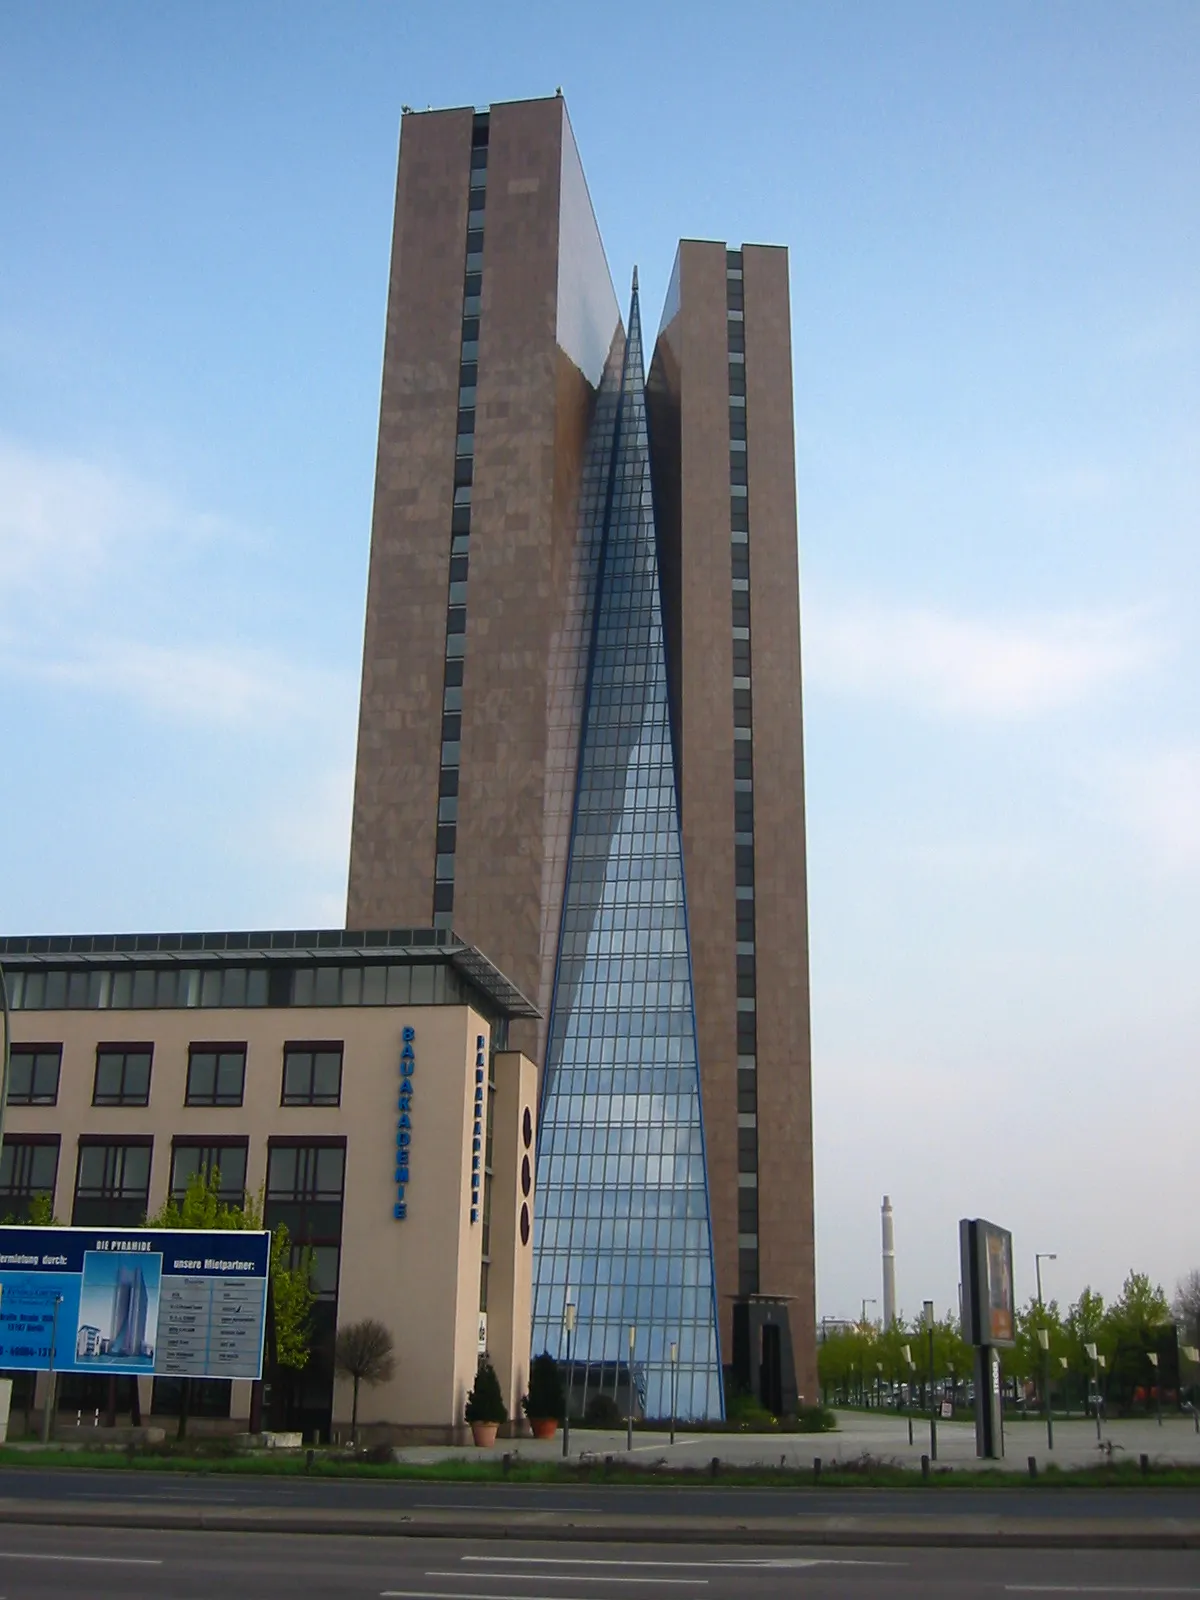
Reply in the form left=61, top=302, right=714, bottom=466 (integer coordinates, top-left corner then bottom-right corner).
left=0, top=1553, right=164, bottom=1565
left=1007, top=1589, right=1200, bottom=1595
left=462, top=1555, right=898, bottom=1570
left=428, top=1574, right=704, bottom=1586
left=385, top=1591, right=656, bottom=1600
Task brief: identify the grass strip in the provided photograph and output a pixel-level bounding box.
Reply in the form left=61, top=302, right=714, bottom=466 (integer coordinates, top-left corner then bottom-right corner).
left=0, top=1447, right=1198, bottom=1490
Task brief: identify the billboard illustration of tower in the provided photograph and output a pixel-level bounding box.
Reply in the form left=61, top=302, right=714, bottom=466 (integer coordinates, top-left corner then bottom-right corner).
left=76, top=1251, right=162, bottom=1368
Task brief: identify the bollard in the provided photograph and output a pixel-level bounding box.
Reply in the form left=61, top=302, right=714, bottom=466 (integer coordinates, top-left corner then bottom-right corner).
left=1195, top=1409, right=1199, bottom=1436
left=1140, top=1453, right=1150, bottom=1476
left=93, top=1409, right=100, bottom=1428
left=921, top=1454, right=930, bottom=1481
left=1027, top=1456, right=1037, bottom=1480
left=907, top=1416, right=914, bottom=1447
left=813, top=1456, right=821, bottom=1482
left=502, top=1452, right=512, bottom=1476
left=710, top=1456, right=720, bottom=1478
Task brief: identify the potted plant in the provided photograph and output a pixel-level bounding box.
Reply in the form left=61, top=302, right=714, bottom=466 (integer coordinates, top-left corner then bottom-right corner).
left=522, top=1351, right=564, bottom=1440
left=465, top=1359, right=507, bottom=1447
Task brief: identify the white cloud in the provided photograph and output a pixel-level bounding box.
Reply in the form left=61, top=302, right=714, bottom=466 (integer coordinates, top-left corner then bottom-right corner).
left=0, top=436, right=222, bottom=599
left=8, top=635, right=349, bottom=727
left=805, top=597, right=1160, bottom=719
left=0, top=434, right=348, bottom=728
left=1105, top=746, right=1200, bottom=873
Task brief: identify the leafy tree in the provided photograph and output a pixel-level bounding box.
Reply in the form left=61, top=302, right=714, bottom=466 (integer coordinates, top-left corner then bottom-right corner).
left=1109, top=1270, right=1171, bottom=1336
left=1174, top=1270, right=1200, bottom=1345
left=146, top=1171, right=315, bottom=1434
left=334, top=1318, right=395, bottom=1445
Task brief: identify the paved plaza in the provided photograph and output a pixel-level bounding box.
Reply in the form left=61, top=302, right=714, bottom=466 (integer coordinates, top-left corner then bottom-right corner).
left=392, top=1408, right=1200, bottom=1472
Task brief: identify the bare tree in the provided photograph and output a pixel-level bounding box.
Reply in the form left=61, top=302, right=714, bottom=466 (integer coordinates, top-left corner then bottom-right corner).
left=334, top=1318, right=396, bottom=1445
left=1174, top=1271, right=1200, bottom=1343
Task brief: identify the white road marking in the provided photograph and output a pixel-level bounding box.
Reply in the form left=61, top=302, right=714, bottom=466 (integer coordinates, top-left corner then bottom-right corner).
left=0, top=1552, right=164, bottom=1565
left=429, top=1574, right=704, bottom=1586
left=463, top=1554, right=899, bottom=1570
left=385, top=1592, right=635, bottom=1600
left=1007, top=1589, right=1200, bottom=1595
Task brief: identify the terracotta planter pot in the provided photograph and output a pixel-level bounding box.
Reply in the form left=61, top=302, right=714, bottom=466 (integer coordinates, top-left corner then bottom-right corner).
left=470, top=1421, right=500, bottom=1447
left=528, top=1417, right=558, bottom=1441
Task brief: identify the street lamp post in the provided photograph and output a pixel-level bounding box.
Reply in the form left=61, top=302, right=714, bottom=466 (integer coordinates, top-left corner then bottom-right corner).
left=924, top=1300, right=937, bottom=1462
left=1085, top=1342, right=1101, bottom=1441
left=626, top=1325, right=636, bottom=1453
left=1059, top=1354, right=1069, bottom=1417
left=669, top=1342, right=678, bottom=1446
left=1037, top=1327, right=1054, bottom=1451
left=1148, top=1351, right=1162, bottom=1427
left=562, top=1299, right=576, bottom=1460
left=902, top=1344, right=914, bottom=1445
left=1035, top=1253, right=1057, bottom=1308
left=876, top=1361, right=883, bottom=1412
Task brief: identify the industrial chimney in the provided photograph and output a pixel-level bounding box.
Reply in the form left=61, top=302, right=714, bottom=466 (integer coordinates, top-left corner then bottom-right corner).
left=881, top=1195, right=897, bottom=1329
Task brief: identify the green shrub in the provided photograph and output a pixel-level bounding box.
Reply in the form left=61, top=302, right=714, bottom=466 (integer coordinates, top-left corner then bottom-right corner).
left=583, top=1392, right=623, bottom=1428
left=464, top=1360, right=508, bottom=1425
left=522, top=1351, right=564, bottom=1421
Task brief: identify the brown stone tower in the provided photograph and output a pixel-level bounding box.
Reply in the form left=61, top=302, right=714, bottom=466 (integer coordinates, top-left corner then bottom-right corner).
left=348, top=100, right=815, bottom=1408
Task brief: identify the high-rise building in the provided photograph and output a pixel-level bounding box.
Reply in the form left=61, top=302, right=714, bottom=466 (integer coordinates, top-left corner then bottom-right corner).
left=347, top=95, right=815, bottom=1413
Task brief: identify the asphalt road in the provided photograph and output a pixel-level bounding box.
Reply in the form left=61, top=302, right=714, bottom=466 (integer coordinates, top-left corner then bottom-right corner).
left=0, top=1466, right=1193, bottom=1523
left=0, top=1527, right=1197, bottom=1599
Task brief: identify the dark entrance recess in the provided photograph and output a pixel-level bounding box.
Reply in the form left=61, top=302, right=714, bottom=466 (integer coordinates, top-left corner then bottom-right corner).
left=731, top=1296, right=799, bottom=1416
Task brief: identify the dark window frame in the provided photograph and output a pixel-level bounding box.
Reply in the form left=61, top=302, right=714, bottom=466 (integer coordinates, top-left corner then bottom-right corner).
left=6, top=1044, right=62, bottom=1106
left=169, top=1136, right=250, bottom=1204
left=92, top=1043, right=153, bottom=1107
left=185, top=1042, right=247, bottom=1107
left=280, top=1042, right=344, bottom=1108
left=0, top=1133, right=60, bottom=1215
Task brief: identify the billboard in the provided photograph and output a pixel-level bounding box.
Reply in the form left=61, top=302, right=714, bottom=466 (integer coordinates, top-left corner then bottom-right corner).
left=959, top=1217, right=1015, bottom=1348
left=0, top=1227, right=270, bottom=1380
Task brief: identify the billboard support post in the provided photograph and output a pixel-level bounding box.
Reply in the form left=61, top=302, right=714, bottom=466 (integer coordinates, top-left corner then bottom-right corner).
left=40, top=1292, right=62, bottom=1446
left=960, top=1218, right=1015, bottom=1460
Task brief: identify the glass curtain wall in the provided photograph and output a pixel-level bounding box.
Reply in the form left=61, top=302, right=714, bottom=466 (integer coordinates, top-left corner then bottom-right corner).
left=532, top=277, right=723, bottom=1421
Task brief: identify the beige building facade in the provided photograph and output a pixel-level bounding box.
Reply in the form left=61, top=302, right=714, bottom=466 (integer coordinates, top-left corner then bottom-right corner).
left=0, top=930, right=537, bottom=1441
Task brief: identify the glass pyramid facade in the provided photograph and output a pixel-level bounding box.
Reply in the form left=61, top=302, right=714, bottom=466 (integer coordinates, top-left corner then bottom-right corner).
left=531, top=278, right=724, bottom=1422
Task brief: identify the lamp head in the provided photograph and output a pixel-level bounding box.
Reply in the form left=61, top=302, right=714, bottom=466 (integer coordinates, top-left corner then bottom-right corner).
left=1037, top=1328, right=1050, bottom=1350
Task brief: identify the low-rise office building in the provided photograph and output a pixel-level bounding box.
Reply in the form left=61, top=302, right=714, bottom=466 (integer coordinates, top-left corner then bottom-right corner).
left=0, top=928, right=538, bottom=1441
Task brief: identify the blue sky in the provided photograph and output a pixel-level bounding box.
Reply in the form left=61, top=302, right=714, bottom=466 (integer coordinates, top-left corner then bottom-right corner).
left=2, top=1, right=1197, bottom=1324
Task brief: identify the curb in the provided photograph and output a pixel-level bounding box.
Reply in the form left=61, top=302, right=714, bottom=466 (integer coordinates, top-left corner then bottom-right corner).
left=1, top=1502, right=1198, bottom=1549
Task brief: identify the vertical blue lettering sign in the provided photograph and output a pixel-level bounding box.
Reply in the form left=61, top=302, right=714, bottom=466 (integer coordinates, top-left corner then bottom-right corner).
left=470, top=1034, right=484, bottom=1224
left=394, top=1026, right=415, bottom=1220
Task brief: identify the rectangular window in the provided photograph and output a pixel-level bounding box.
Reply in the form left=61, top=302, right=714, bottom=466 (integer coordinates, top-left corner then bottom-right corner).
left=0, top=1136, right=59, bottom=1221
left=73, top=1139, right=152, bottom=1226
left=737, top=1011, right=757, bottom=1054
left=732, top=591, right=751, bottom=628
left=736, top=1127, right=758, bottom=1174
left=281, top=1043, right=343, bottom=1107
left=6, top=1045, right=61, bottom=1106
left=738, top=1247, right=759, bottom=1297
left=185, top=1044, right=246, bottom=1107
left=727, top=323, right=745, bottom=354
left=731, top=545, right=750, bottom=581
left=265, top=1139, right=346, bottom=1275
left=735, top=844, right=755, bottom=887
left=170, top=1140, right=248, bottom=1205
left=737, top=1185, right=759, bottom=1230
left=737, top=954, right=757, bottom=997
left=93, top=1045, right=152, bottom=1107
left=728, top=365, right=746, bottom=396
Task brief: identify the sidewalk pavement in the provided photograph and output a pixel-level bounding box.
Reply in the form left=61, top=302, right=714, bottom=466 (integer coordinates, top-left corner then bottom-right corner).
left=391, top=1411, right=1200, bottom=1473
